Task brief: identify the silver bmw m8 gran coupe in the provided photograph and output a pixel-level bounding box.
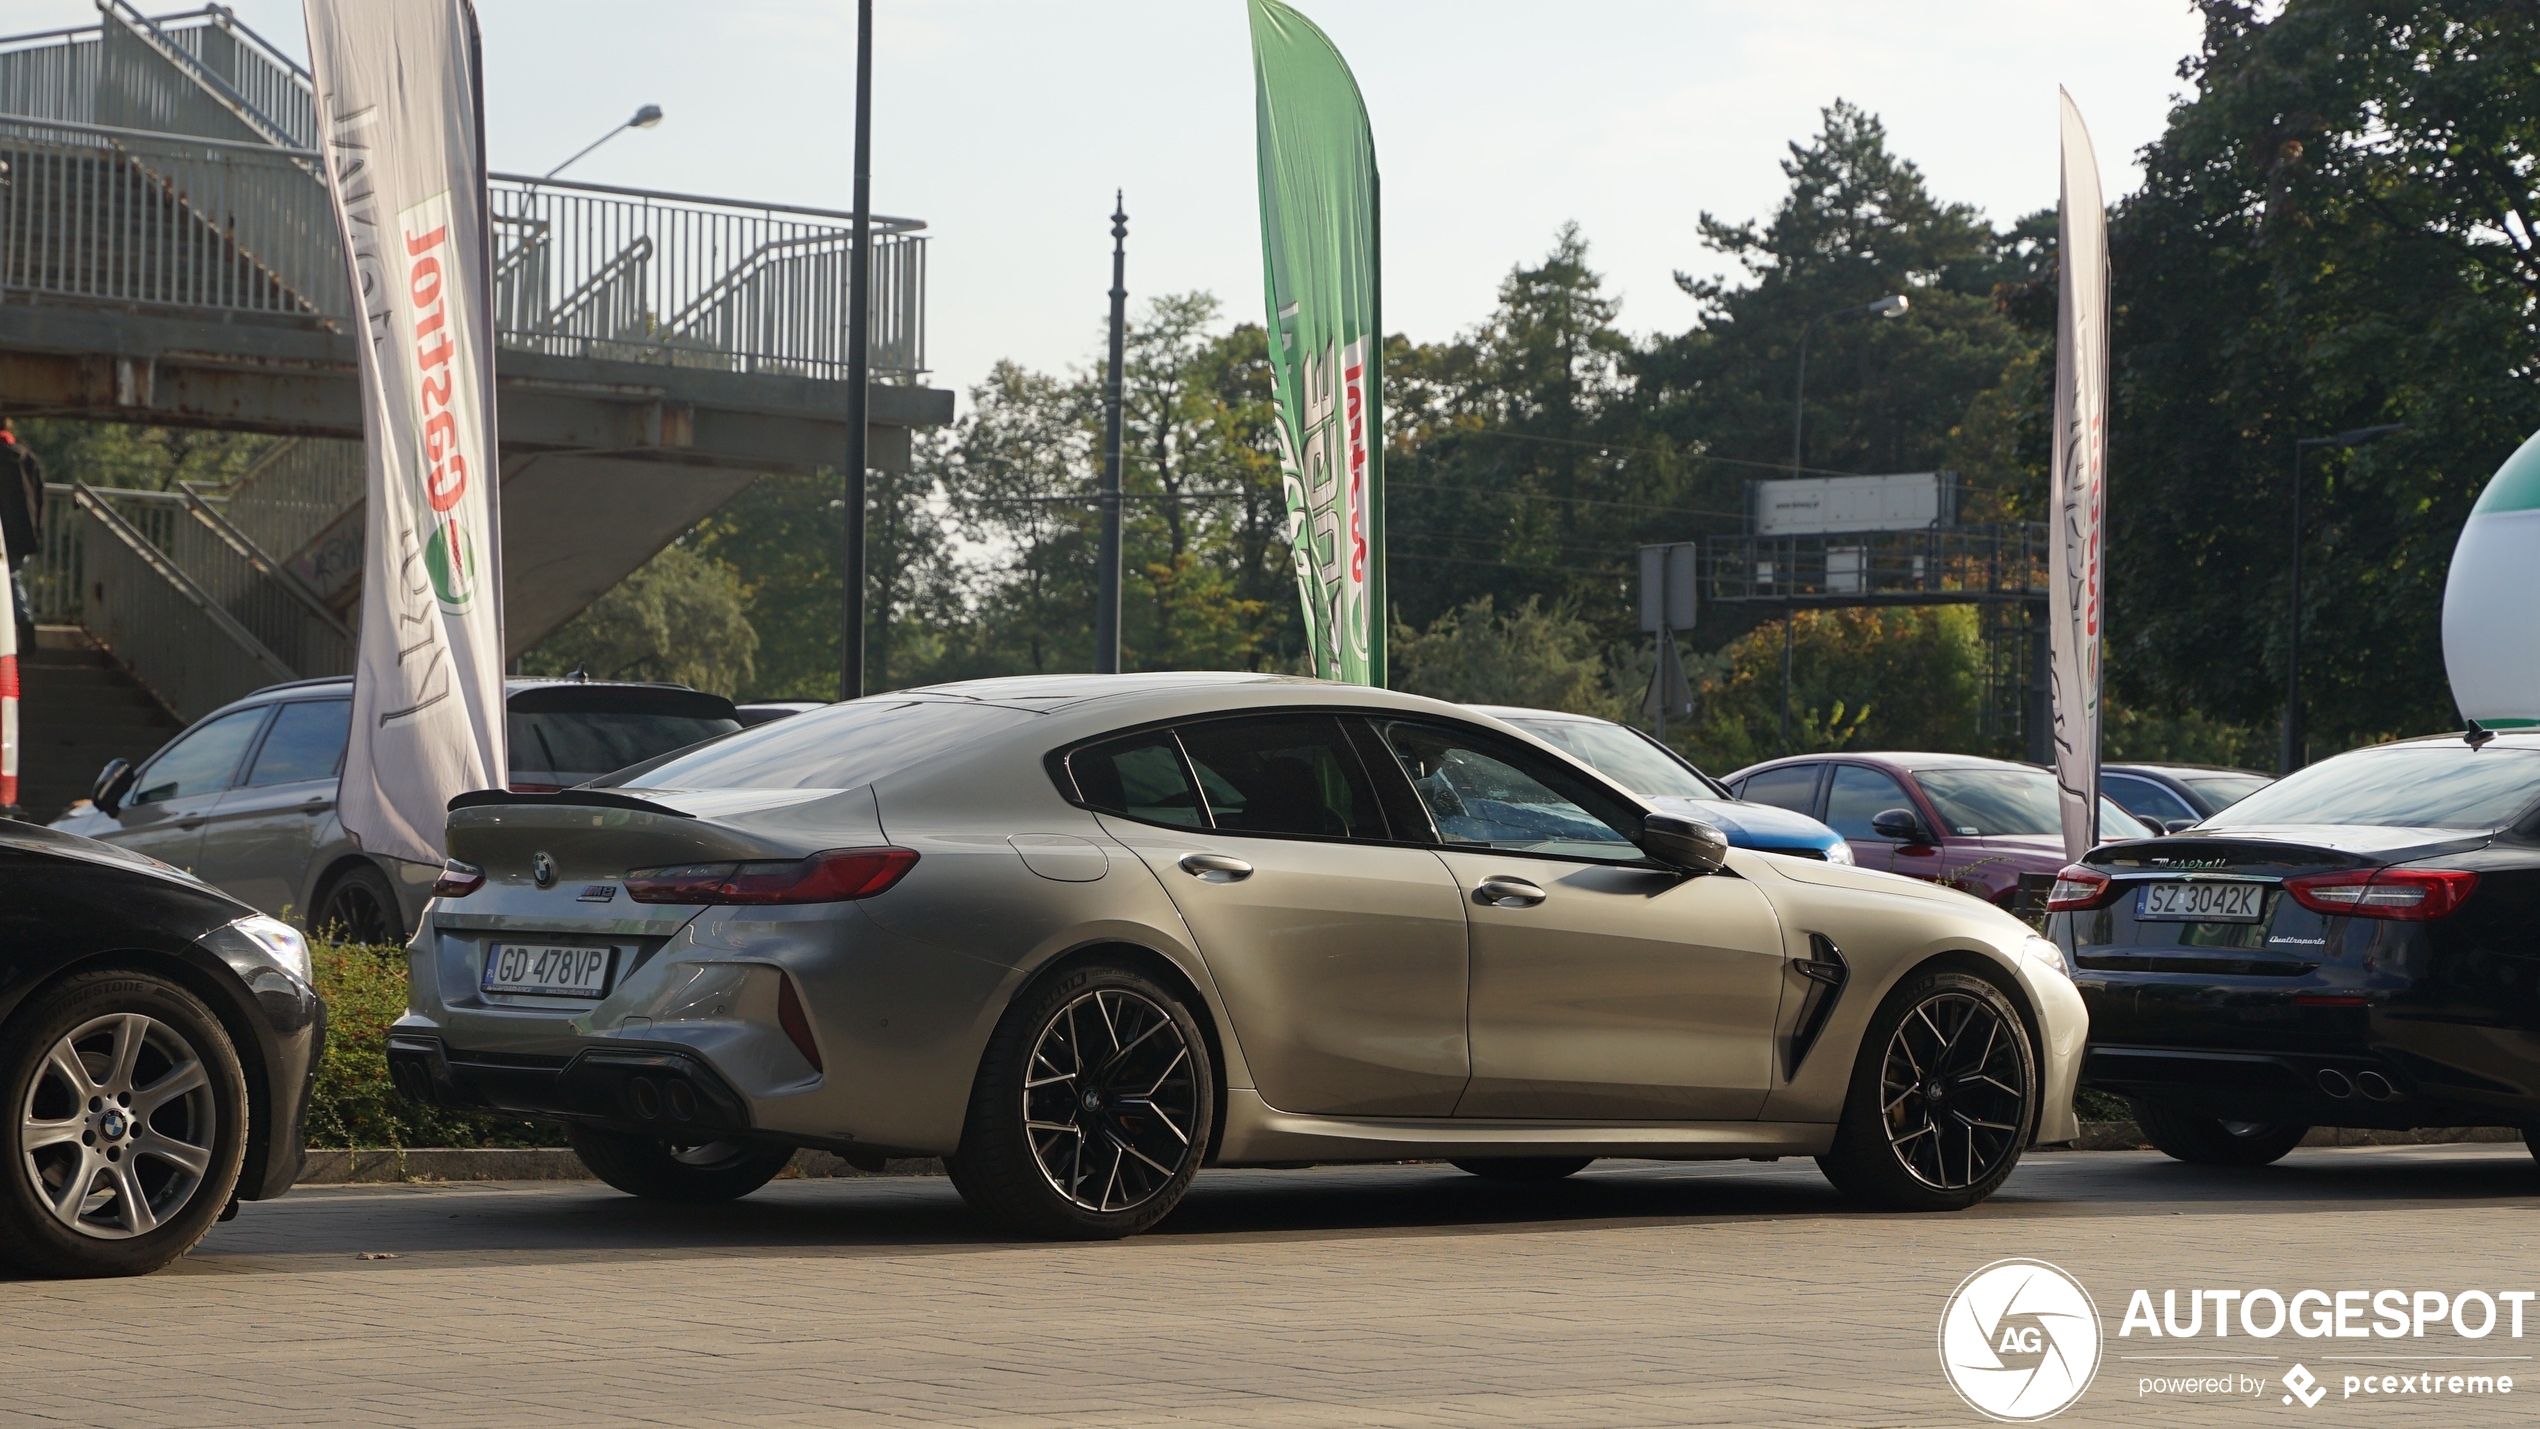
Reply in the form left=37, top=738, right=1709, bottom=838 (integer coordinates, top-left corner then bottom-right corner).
left=390, top=674, right=2085, bottom=1238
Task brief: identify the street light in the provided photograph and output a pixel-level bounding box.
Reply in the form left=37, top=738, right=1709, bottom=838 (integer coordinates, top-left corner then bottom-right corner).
left=2282, top=422, right=2406, bottom=773
left=543, top=103, right=664, bottom=180
left=1780, top=292, right=1909, bottom=748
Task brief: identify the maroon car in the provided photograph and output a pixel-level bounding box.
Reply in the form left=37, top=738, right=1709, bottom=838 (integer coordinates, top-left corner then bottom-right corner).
left=1718, top=752, right=2153, bottom=908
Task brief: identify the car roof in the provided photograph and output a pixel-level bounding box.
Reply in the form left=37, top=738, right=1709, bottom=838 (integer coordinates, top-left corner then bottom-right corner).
left=2103, top=762, right=2271, bottom=778
left=895, top=671, right=1348, bottom=710
left=1737, top=750, right=2031, bottom=774
left=1466, top=704, right=1609, bottom=725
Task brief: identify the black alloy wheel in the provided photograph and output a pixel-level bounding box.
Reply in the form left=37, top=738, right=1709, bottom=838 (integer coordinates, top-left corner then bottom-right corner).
left=316, top=863, right=402, bottom=946
left=2131, top=1101, right=2309, bottom=1167
left=948, top=962, right=1212, bottom=1240
left=1819, top=969, right=2037, bottom=1211
left=0, top=969, right=249, bottom=1277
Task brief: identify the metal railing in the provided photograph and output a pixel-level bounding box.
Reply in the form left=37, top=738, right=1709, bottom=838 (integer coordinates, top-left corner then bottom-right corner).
left=1705, top=524, right=2050, bottom=606
left=222, top=436, right=363, bottom=564
left=0, top=8, right=931, bottom=379
left=72, top=484, right=298, bottom=721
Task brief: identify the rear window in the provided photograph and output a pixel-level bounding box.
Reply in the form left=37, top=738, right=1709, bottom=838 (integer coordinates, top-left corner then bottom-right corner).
left=2184, top=773, right=2271, bottom=810
left=605, top=699, right=1032, bottom=791
left=2204, top=744, right=2540, bottom=830
left=510, top=710, right=742, bottom=782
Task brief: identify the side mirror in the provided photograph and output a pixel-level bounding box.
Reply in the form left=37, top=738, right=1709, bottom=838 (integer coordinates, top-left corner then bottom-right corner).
left=1641, top=812, right=1729, bottom=875
left=91, top=759, right=134, bottom=816
left=1870, top=807, right=1925, bottom=842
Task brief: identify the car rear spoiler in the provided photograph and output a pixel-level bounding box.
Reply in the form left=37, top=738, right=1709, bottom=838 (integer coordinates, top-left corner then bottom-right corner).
left=446, top=789, right=696, bottom=819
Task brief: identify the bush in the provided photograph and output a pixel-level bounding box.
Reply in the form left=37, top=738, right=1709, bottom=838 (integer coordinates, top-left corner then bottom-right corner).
left=305, top=940, right=552, bottom=1149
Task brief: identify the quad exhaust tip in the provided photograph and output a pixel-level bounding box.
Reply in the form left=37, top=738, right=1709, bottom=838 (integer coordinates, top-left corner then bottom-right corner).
left=2356, top=1070, right=2397, bottom=1100
left=625, top=1074, right=701, bottom=1123
left=2316, top=1068, right=2354, bottom=1098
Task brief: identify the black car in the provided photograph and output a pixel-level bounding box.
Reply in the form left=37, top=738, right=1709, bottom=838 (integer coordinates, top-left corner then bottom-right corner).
left=2101, top=762, right=2274, bottom=832
left=0, top=821, right=321, bottom=1277
left=2048, top=730, right=2540, bottom=1166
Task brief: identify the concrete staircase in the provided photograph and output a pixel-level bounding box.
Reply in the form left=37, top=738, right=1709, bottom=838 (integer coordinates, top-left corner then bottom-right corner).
left=18, top=627, right=183, bottom=822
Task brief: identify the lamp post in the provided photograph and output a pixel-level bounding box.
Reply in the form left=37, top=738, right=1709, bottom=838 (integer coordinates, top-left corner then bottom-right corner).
left=2282, top=422, right=2405, bottom=772
left=543, top=103, right=662, bottom=180
left=839, top=0, right=874, bottom=699
left=1094, top=195, right=1128, bottom=675
left=1779, top=292, right=1909, bottom=748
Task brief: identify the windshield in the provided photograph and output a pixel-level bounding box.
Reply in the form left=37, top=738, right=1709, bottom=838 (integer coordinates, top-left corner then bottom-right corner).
left=509, top=711, right=741, bottom=783
left=2184, top=773, right=2272, bottom=810
left=1504, top=717, right=1719, bottom=798
left=1915, top=767, right=2154, bottom=840
left=2203, top=743, right=2540, bottom=830
left=605, top=699, right=1032, bottom=790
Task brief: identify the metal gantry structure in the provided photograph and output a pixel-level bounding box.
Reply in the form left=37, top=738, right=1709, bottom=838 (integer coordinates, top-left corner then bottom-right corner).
left=0, top=3, right=951, bottom=721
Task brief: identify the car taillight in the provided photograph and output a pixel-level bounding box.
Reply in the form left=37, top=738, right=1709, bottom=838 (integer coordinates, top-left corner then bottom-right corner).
left=2045, top=864, right=2117, bottom=912
left=623, top=847, right=919, bottom=905
left=432, top=859, right=485, bottom=898
left=2284, top=868, right=2479, bottom=921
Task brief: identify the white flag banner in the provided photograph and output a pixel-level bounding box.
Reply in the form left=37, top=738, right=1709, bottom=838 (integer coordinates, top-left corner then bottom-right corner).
left=306, top=0, right=506, bottom=867
left=2049, top=89, right=2109, bottom=863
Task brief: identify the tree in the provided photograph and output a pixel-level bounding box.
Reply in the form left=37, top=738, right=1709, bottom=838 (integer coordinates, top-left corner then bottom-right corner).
left=1390, top=596, right=1628, bottom=719
left=1682, top=607, right=1986, bottom=771
left=520, top=541, right=757, bottom=695
left=2104, top=0, right=2540, bottom=754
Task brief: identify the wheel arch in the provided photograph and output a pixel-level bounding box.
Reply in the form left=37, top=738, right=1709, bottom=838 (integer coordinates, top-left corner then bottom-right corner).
left=1899, top=947, right=2049, bottom=1131
left=1003, top=939, right=1233, bottom=1166
left=306, top=854, right=407, bottom=942
left=4, top=945, right=281, bottom=1201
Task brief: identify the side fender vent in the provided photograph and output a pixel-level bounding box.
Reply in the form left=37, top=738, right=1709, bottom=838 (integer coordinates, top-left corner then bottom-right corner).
left=1784, top=933, right=1850, bottom=1079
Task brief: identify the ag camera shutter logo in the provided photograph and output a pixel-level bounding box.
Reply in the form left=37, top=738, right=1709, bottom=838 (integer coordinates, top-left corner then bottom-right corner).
left=1940, top=1258, right=2104, bottom=1421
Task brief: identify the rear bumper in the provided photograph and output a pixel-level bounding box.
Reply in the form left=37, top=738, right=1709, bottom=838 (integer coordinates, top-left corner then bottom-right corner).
left=2083, top=1043, right=2540, bottom=1130
left=387, top=1033, right=757, bottom=1141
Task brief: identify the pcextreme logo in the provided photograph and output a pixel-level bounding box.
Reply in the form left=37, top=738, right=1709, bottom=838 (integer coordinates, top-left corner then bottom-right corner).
left=1940, top=1258, right=2104, bottom=1422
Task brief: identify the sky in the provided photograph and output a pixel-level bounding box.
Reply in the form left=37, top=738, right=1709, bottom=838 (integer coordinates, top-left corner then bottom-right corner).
left=2, top=1, right=2211, bottom=408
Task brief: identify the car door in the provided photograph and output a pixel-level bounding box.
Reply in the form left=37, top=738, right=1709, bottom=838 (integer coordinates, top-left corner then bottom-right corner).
left=1370, top=718, right=1788, bottom=1121
left=102, top=705, right=272, bottom=873
left=1075, top=713, right=1472, bottom=1117
left=1823, top=762, right=1921, bottom=875
left=192, top=698, right=350, bottom=915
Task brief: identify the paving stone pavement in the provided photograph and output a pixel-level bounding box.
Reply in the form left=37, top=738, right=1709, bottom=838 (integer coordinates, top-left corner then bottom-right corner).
left=4, top=1143, right=2538, bottom=1428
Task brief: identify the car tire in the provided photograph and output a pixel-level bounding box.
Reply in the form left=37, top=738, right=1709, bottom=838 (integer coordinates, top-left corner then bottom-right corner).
left=1817, top=968, right=2038, bottom=1212
left=2130, top=1101, right=2309, bottom=1166
left=314, top=862, right=404, bottom=946
left=0, top=969, right=249, bottom=1277
left=564, top=1127, right=794, bottom=1203
left=1450, top=1157, right=1594, bottom=1182
left=946, top=960, right=1214, bottom=1240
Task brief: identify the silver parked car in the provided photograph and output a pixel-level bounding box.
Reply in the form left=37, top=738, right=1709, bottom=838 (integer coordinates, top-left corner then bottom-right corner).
left=50, top=678, right=741, bottom=942
left=393, top=674, right=2086, bottom=1238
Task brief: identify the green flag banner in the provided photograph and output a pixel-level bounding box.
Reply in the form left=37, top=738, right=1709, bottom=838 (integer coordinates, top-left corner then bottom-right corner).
left=1249, top=0, right=1382, bottom=684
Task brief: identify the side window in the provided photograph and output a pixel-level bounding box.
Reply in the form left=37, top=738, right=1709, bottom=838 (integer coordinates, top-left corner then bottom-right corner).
left=1069, top=732, right=1204, bottom=828
left=2103, top=773, right=2195, bottom=824
left=1737, top=763, right=1822, bottom=816
left=1176, top=715, right=1385, bottom=840
left=128, top=707, right=270, bottom=807
left=1376, top=720, right=1639, bottom=860
left=1824, top=764, right=1915, bottom=841
left=245, top=700, right=351, bottom=787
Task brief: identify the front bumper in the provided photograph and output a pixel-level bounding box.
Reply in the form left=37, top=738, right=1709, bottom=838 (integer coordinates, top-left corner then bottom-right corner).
left=388, top=1033, right=756, bottom=1140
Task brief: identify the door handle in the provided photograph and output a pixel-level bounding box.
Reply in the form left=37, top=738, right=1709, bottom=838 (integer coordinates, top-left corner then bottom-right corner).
left=1474, top=876, right=1546, bottom=908
left=1177, top=852, right=1253, bottom=883
left=175, top=817, right=206, bottom=831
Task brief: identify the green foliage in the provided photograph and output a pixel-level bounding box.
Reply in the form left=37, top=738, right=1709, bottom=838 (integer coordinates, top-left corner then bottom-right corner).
left=2106, top=0, right=2540, bottom=756
left=1682, top=607, right=1988, bottom=771
left=520, top=541, right=758, bottom=695
left=305, top=941, right=546, bottom=1149
left=2101, top=699, right=2272, bottom=771
left=10, top=419, right=283, bottom=492
left=1390, top=596, right=1627, bottom=719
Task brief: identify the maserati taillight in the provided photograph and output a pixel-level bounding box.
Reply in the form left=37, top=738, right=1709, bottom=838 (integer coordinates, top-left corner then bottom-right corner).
left=2045, top=864, right=2118, bottom=912
left=2284, top=868, right=2478, bottom=921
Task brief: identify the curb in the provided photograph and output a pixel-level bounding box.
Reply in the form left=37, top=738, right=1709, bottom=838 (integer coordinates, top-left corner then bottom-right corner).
left=297, top=1148, right=945, bottom=1185
left=2045, top=1121, right=2528, bottom=1153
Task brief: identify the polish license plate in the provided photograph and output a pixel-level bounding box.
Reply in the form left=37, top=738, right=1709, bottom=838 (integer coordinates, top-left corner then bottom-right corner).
left=482, top=943, right=616, bottom=998
left=2136, top=881, right=2266, bottom=923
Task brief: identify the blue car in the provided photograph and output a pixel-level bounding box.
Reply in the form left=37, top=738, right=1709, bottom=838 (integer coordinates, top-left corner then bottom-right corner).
left=1470, top=705, right=1854, bottom=863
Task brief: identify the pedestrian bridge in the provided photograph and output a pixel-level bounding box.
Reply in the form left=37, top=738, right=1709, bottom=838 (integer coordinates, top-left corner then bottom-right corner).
left=0, top=1, right=951, bottom=725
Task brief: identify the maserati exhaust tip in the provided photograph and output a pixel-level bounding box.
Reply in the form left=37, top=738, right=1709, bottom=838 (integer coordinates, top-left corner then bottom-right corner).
left=2317, top=1068, right=2354, bottom=1099
left=2356, top=1070, right=2397, bottom=1101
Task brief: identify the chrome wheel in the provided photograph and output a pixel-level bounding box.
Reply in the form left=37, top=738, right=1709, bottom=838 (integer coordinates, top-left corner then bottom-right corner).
left=19, top=1013, right=219, bottom=1240
left=1021, top=988, right=1200, bottom=1214
left=1879, top=991, right=2030, bottom=1192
